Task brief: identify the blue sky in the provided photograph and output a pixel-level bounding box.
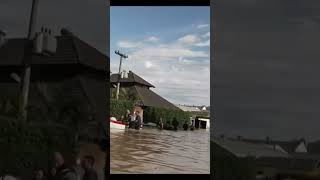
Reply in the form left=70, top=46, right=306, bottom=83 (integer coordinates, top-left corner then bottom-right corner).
left=111, top=7, right=210, bottom=106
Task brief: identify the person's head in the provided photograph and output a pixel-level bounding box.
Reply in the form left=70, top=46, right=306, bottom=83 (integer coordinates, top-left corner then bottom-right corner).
left=53, top=151, right=65, bottom=168
left=81, top=155, right=95, bottom=169
left=34, top=169, right=44, bottom=180
left=75, top=156, right=81, bottom=166
left=50, top=167, right=56, bottom=176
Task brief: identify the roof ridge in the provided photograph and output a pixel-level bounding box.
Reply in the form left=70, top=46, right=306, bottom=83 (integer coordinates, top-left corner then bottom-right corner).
left=129, top=71, right=155, bottom=87
left=147, top=87, right=178, bottom=110
left=70, top=36, right=80, bottom=63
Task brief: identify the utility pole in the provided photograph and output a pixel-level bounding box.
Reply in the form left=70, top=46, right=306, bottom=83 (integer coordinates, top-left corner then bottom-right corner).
left=115, top=50, right=128, bottom=100
left=19, top=0, right=39, bottom=122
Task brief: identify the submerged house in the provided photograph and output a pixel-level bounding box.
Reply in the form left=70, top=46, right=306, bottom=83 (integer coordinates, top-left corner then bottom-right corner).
left=176, top=104, right=210, bottom=129
left=110, top=70, right=179, bottom=123
left=0, top=28, right=108, bottom=179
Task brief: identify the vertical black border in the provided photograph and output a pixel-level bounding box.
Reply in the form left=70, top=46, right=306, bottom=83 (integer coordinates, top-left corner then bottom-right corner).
left=106, top=1, right=110, bottom=179
left=210, top=0, right=215, bottom=179
left=110, top=0, right=210, bottom=6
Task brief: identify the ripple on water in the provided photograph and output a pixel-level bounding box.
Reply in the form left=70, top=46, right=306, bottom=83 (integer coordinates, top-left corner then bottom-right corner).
left=110, top=128, right=210, bottom=174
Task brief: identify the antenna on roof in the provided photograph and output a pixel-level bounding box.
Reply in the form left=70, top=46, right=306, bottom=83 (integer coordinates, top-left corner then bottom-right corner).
left=115, top=50, right=128, bottom=100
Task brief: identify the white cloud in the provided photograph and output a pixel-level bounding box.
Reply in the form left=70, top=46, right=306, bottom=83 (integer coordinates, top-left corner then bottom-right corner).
left=202, top=32, right=210, bottom=38
left=145, top=61, right=153, bottom=68
left=195, top=40, right=210, bottom=47
left=144, top=36, right=159, bottom=43
left=111, top=34, right=210, bottom=106
left=117, top=41, right=142, bottom=48
left=197, top=24, right=209, bottom=29
left=177, top=34, right=201, bottom=45
left=129, top=46, right=208, bottom=62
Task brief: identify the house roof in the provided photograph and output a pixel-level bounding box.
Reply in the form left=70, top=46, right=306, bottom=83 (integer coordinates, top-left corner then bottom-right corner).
left=133, top=85, right=178, bottom=110
left=110, top=71, right=177, bottom=109
left=239, top=138, right=305, bottom=154
left=0, top=30, right=108, bottom=71
left=212, top=136, right=290, bottom=159
left=176, top=104, right=201, bottom=112
left=110, top=71, right=154, bottom=87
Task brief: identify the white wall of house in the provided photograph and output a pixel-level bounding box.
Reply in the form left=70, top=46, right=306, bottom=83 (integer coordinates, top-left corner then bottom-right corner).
left=295, top=142, right=308, bottom=153
left=199, top=118, right=210, bottom=129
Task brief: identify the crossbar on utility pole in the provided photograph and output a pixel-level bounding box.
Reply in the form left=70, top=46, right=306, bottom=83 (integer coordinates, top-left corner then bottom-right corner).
left=115, top=50, right=128, bottom=100
left=19, top=0, right=39, bottom=122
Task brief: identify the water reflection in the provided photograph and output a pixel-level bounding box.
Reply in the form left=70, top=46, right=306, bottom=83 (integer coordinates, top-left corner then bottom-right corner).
left=110, top=128, right=210, bottom=174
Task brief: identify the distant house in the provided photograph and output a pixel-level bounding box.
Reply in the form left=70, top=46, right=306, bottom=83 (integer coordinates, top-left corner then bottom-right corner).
left=176, top=104, right=200, bottom=112
left=213, top=136, right=320, bottom=179
left=0, top=28, right=108, bottom=180
left=237, top=138, right=308, bottom=154
left=212, top=136, right=289, bottom=179
left=110, top=71, right=178, bottom=122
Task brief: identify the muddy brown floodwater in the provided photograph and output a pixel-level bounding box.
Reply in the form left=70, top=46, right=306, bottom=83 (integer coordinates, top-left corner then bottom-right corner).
left=110, top=127, right=210, bottom=174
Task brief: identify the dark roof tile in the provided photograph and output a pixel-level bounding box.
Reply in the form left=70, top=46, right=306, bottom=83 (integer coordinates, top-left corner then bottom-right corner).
left=133, top=85, right=178, bottom=110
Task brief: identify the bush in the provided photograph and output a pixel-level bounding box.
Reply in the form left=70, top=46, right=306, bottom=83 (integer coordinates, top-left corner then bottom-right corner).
left=110, top=99, right=134, bottom=120
left=143, top=106, right=191, bottom=127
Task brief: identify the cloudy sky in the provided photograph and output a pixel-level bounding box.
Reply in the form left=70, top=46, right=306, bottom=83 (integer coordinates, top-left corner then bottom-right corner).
left=111, top=7, right=210, bottom=106
left=213, top=0, right=320, bottom=141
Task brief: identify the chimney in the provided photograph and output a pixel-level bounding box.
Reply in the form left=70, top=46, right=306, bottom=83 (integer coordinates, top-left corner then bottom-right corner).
left=33, top=29, right=44, bottom=54
left=42, top=26, right=57, bottom=55
left=61, top=28, right=73, bottom=36
left=33, top=26, right=57, bottom=55
left=123, top=70, right=129, bottom=78
left=0, top=30, right=7, bottom=47
left=121, top=70, right=125, bottom=78
left=266, top=136, right=271, bottom=144
left=237, top=135, right=242, bottom=141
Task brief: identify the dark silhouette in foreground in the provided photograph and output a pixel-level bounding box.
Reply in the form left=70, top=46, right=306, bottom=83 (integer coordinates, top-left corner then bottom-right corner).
left=81, top=155, right=98, bottom=180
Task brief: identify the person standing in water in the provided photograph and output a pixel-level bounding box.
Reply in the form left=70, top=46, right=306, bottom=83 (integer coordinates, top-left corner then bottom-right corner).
left=172, top=117, right=179, bottom=131
left=183, top=121, right=188, bottom=130
left=158, top=117, right=164, bottom=130
left=135, top=111, right=142, bottom=130
left=128, top=110, right=134, bottom=129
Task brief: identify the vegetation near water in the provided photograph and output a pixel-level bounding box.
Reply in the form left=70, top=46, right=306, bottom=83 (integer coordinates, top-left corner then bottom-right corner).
left=110, top=99, right=191, bottom=128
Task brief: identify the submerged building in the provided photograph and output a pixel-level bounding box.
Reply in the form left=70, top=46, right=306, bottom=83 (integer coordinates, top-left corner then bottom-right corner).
left=110, top=70, right=179, bottom=122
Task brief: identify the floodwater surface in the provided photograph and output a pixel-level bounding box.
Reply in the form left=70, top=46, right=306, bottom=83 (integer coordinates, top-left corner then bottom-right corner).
left=110, top=128, right=210, bottom=174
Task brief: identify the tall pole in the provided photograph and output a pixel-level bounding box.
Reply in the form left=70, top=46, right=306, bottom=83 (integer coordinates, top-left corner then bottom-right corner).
left=115, top=50, right=128, bottom=100
left=116, top=56, right=123, bottom=100
left=28, top=0, right=39, bottom=40
left=19, top=0, right=39, bottom=122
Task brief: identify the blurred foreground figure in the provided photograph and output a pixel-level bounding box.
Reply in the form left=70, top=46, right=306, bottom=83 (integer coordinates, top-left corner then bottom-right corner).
left=81, top=155, right=98, bottom=180
left=53, top=151, right=77, bottom=180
